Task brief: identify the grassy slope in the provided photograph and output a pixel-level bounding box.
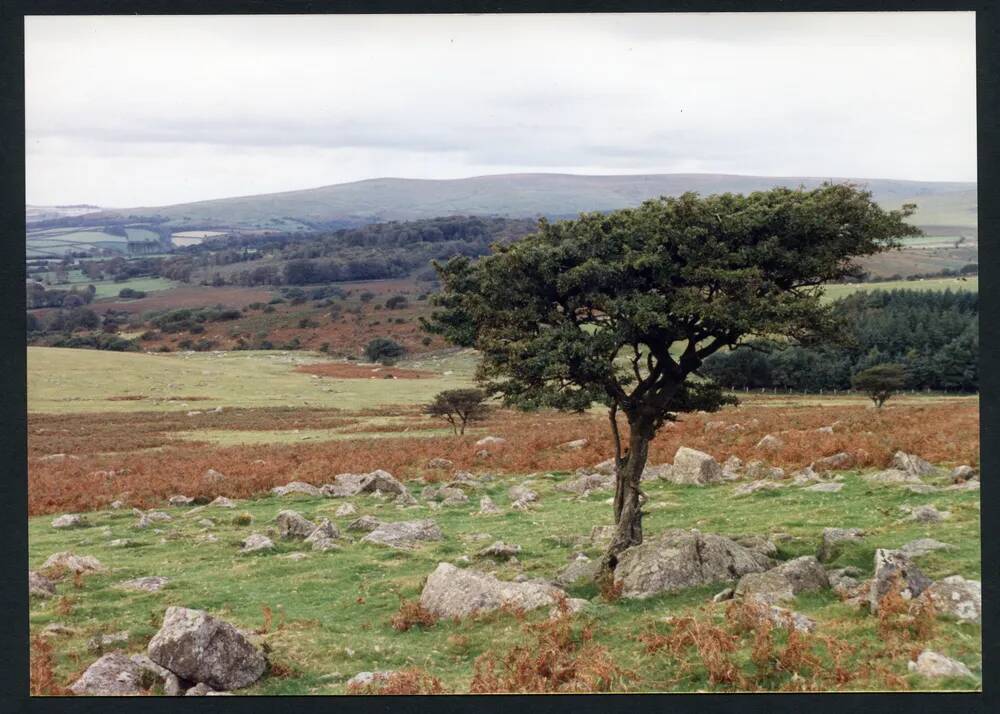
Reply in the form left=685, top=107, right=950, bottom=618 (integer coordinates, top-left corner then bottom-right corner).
left=28, top=469, right=981, bottom=693
left=820, top=276, right=978, bottom=303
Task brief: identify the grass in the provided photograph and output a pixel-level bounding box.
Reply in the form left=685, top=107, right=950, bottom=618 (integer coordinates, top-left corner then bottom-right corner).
left=27, top=347, right=476, bottom=414
left=28, top=468, right=981, bottom=694
left=820, top=276, right=978, bottom=303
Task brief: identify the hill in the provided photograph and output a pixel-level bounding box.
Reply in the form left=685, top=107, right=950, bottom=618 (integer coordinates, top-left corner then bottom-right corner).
left=90, top=173, right=977, bottom=232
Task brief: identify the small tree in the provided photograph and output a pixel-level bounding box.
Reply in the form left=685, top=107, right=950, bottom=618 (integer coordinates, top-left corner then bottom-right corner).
left=364, top=337, right=406, bottom=365
left=851, top=363, right=907, bottom=408
left=426, top=389, right=491, bottom=435
left=424, top=184, right=919, bottom=577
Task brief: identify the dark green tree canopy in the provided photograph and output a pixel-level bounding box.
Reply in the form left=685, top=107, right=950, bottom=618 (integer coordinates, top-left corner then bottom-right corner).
left=851, top=363, right=908, bottom=408
left=425, top=388, right=491, bottom=435
left=426, top=185, right=919, bottom=426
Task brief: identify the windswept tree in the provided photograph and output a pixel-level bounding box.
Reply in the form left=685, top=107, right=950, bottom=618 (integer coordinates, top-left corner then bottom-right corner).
left=424, top=185, right=919, bottom=577
left=851, top=363, right=907, bottom=408
left=425, top=388, right=491, bottom=435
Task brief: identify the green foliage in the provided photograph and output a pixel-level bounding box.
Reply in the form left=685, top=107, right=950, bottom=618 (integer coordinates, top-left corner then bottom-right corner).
left=426, top=185, right=919, bottom=426
left=703, top=290, right=978, bottom=393
left=364, top=337, right=406, bottom=365
left=851, top=364, right=907, bottom=408
left=425, top=388, right=491, bottom=434
left=385, top=295, right=409, bottom=310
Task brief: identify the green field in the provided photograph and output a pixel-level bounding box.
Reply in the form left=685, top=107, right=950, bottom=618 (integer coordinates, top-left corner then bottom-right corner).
left=27, top=347, right=476, bottom=414
left=821, top=276, right=978, bottom=303
left=27, top=225, right=161, bottom=259
left=31, top=272, right=180, bottom=300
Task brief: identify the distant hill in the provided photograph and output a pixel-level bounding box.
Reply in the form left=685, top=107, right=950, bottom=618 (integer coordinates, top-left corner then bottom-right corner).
left=90, top=173, right=977, bottom=233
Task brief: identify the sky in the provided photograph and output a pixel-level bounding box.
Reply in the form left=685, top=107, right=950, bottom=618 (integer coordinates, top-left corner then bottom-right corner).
left=25, top=12, right=976, bottom=208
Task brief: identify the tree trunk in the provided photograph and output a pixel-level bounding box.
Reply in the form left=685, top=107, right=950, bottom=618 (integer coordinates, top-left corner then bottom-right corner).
left=599, top=422, right=650, bottom=579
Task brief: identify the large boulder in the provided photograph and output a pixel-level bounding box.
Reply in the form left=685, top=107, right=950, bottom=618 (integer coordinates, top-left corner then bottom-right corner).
left=612, top=530, right=774, bottom=599
left=907, top=650, right=975, bottom=680
left=360, top=519, right=443, bottom=549
left=240, top=534, right=275, bottom=554
left=147, top=607, right=267, bottom=691
left=817, top=527, right=865, bottom=562
left=360, top=469, right=406, bottom=495
left=69, top=653, right=149, bottom=696
left=554, top=555, right=600, bottom=587
left=274, top=510, right=316, bottom=539
left=813, top=452, right=854, bottom=471
left=508, top=485, right=538, bottom=503
left=419, top=562, right=565, bottom=618
left=735, top=556, right=828, bottom=604
left=868, top=549, right=932, bottom=613
left=923, top=576, right=981, bottom=623
left=321, top=473, right=369, bottom=497
left=665, top=447, right=724, bottom=486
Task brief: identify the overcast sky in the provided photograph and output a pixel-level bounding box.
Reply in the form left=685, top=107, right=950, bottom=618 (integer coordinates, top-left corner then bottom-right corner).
left=25, top=12, right=976, bottom=207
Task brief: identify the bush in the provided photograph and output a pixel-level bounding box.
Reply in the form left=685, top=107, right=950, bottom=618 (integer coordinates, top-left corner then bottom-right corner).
left=364, top=337, right=406, bottom=365
left=118, top=288, right=147, bottom=299
left=385, top=295, right=409, bottom=310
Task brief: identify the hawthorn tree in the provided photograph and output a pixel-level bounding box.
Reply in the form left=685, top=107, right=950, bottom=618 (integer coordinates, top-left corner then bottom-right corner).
left=426, top=388, right=491, bottom=435
left=851, top=363, right=907, bottom=408
left=424, top=185, right=919, bottom=577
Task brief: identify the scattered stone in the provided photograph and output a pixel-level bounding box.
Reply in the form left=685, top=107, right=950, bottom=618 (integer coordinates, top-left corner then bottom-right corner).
left=275, top=510, right=317, bottom=539
left=185, top=682, right=216, bottom=696
left=427, top=457, right=454, bottom=470
left=395, top=490, right=419, bottom=506
left=735, top=570, right=795, bottom=604
left=817, top=527, right=865, bottom=562
left=118, top=576, right=169, bottom=592
left=475, top=436, right=507, bottom=448
left=360, top=469, right=406, bottom=495
left=813, top=452, right=853, bottom=471
left=283, top=552, right=309, bottom=561
left=755, top=434, right=784, bottom=450
left=863, top=469, right=923, bottom=485
left=511, top=499, right=532, bottom=511
left=271, top=481, right=323, bottom=498
left=477, top=541, right=521, bottom=559
left=869, top=549, right=932, bottom=613
left=305, top=518, right=339, bottom=542
left=208, top=496, right=236, bottom=508
left=791, top=466, right=820, bottom=485
left=589, top=525, right=616, bottom=547
left=549, top=597, right=589, bottom=620
left=744, top=460, right=785, bottom=480
left=816, top=426, right=835, bottom=434
left=891, top=451, right=937, bottom=477
left=897, top=538, right=953, bottom=558
left=168, top=495, right=194, bottom=506
left=806, top=482, right=843, bottom=493
left=613, top=530, right=774, bottom=599
left=202, top=468, right=226, bottom=484
left=52, top=513, right=89, bottom=529
left=559, top=438, right=588, bottom=450
left=733, top=535, right=778, bottom=558
left=196, top=534, right=219, bottom=545
left=70, top=652, right=149, bottom=696
left=949, top=465, right=977, bottom=483
left=476, top=496, right=501, bottom=515
left=557, top=473, right=614, bottom=495
left=762, top=605, right=816, bottom=633
left=908, top=505, right=950, bottom=523
left=722, top=456, right=744, bottom=480
left=321, top=473, right=369, bottom=498
left=945, top=480, right=980, bottom=492
left=906, top=484, right=939, bottom=494
left=29, top=571, right=56, bottom=598
left=309, top=537, right=341, bottom=552
left=195, top=518, right=215, bottom=529
left=712, top=587, right=735, bottom=603
left=908, top=650, right=975, bottom=680
left=109, top=500, right=125, bottom=510
left=335, top=503, right=357, bottom=517
left=42, top=623, right=74, bottom=637
left=441, top=488, right=470, bottom=506
left=361, top=519, right=444, bottom=549
left=923, top=576, right=981, bottom=623
left=346, top=671, right=394, bottom=689
left=147, top=606, right=267, bottom=691
left=240, top=533, right=275, bottom=554
left=704, top=420, right=726, bottom=432
left=734, top=480, right=782, bottom=496
left=41, top=552, right=105, bottom=574
left=554, top=555, right=600, bottom=587
left=347, top=515, right=382, bottom=532
left=87, top=630, right=130, bottom=653
left=508, top=485, right=538, bottom=503
left=419, top=562, right=566, bottom=618
left=665, top=447, right=724, bottom=485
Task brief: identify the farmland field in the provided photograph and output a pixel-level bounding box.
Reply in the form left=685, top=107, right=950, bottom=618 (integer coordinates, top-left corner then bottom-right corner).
left=820, top=276, right=978, bottom=302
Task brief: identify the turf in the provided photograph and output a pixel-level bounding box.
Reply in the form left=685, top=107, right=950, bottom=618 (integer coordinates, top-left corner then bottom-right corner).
left=28, top=468, right=981, bottom=694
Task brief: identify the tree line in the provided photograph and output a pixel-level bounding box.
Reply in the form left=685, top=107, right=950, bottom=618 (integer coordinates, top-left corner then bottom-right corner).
left=701, top=289, right=977, bottom=393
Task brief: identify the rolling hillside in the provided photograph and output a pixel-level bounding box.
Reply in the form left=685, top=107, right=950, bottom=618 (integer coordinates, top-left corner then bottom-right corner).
left=91, top=173, right=977, bottom=232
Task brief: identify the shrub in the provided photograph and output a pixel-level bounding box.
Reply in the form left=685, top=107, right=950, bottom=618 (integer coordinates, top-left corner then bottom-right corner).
left=385, top=295, right=409, bottom=310
left=390, top=599, right=438, bottom=632
left=347, top=668, right=447, bottom=695
left=364, top=337, right=406, bottom=365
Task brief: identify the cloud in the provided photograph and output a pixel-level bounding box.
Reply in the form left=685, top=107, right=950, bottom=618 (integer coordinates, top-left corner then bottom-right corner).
left=25, top=12, right=976, bottom=206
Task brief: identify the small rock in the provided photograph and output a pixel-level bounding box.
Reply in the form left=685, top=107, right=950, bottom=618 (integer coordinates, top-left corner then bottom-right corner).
left=891, top=451, right=937, bottom=477
left=923, top=576, right=981, bottom=623
left=908, top=650, right=975, bottom=680
left=395, top=490, right=418, bottom=506
left=508, top=485, right=538, bottom=503
left=818, top=527, right=865, bottom=562
left=346, top=671, right=394, bottom=689
left=419, top=562, right=566, bottom=618
left=208, top=496, right=236, bottom=508
left=271, top=481, right=323, bottom=498
left=335, top=503, right=357, bottom=517
left=869, top=549, right=932, bottom=613
left=559, top=438, right=588, bottom=450
left=275, top=510, right=316, bottom=539
left=755, top=434, right=784, bottom=450
left=897, top=538, right=953, bottom=558
left=712, top=587, right=735, bottom=603
left=202, top=468, right=226, bottom=484
left=805, top=482, right=843, bottom=493
left=118, top=576, right=169, bottom=592
left=908, top=505, right=950, bottom=523
left=240, top=533, right=275, bottom=553
left=41, top=552, right=105, bottom=574
left=29, top=571, right=56, bottom=598
left=665, top=447, right=724, bottom=485
left=477, top=541, right=521, bottom=559
left=168, top=495, right=194, bottom=506
left=427, top=457, right=454, bottom=470
left=87, top=630, right=130, bottom=653
left=52, top=514, right=89, bottom=529
left=109, top=500, right=125, bottom=510
left=70, top=652, right=147, bottom=695
left=733, top=480, right=782, bottom=496
left=949, top=465, right=977, bottom=483
left=477, top=496, right=501, bottom=515
left=813, top=452, right=853, bottom=471
left=475, top=436, right=507, bottom=448
left=360, top=519, right=444, bottom=549
left=347, top=515, right=382, bottom=532
left=185, top=682, right=216, bottom=696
